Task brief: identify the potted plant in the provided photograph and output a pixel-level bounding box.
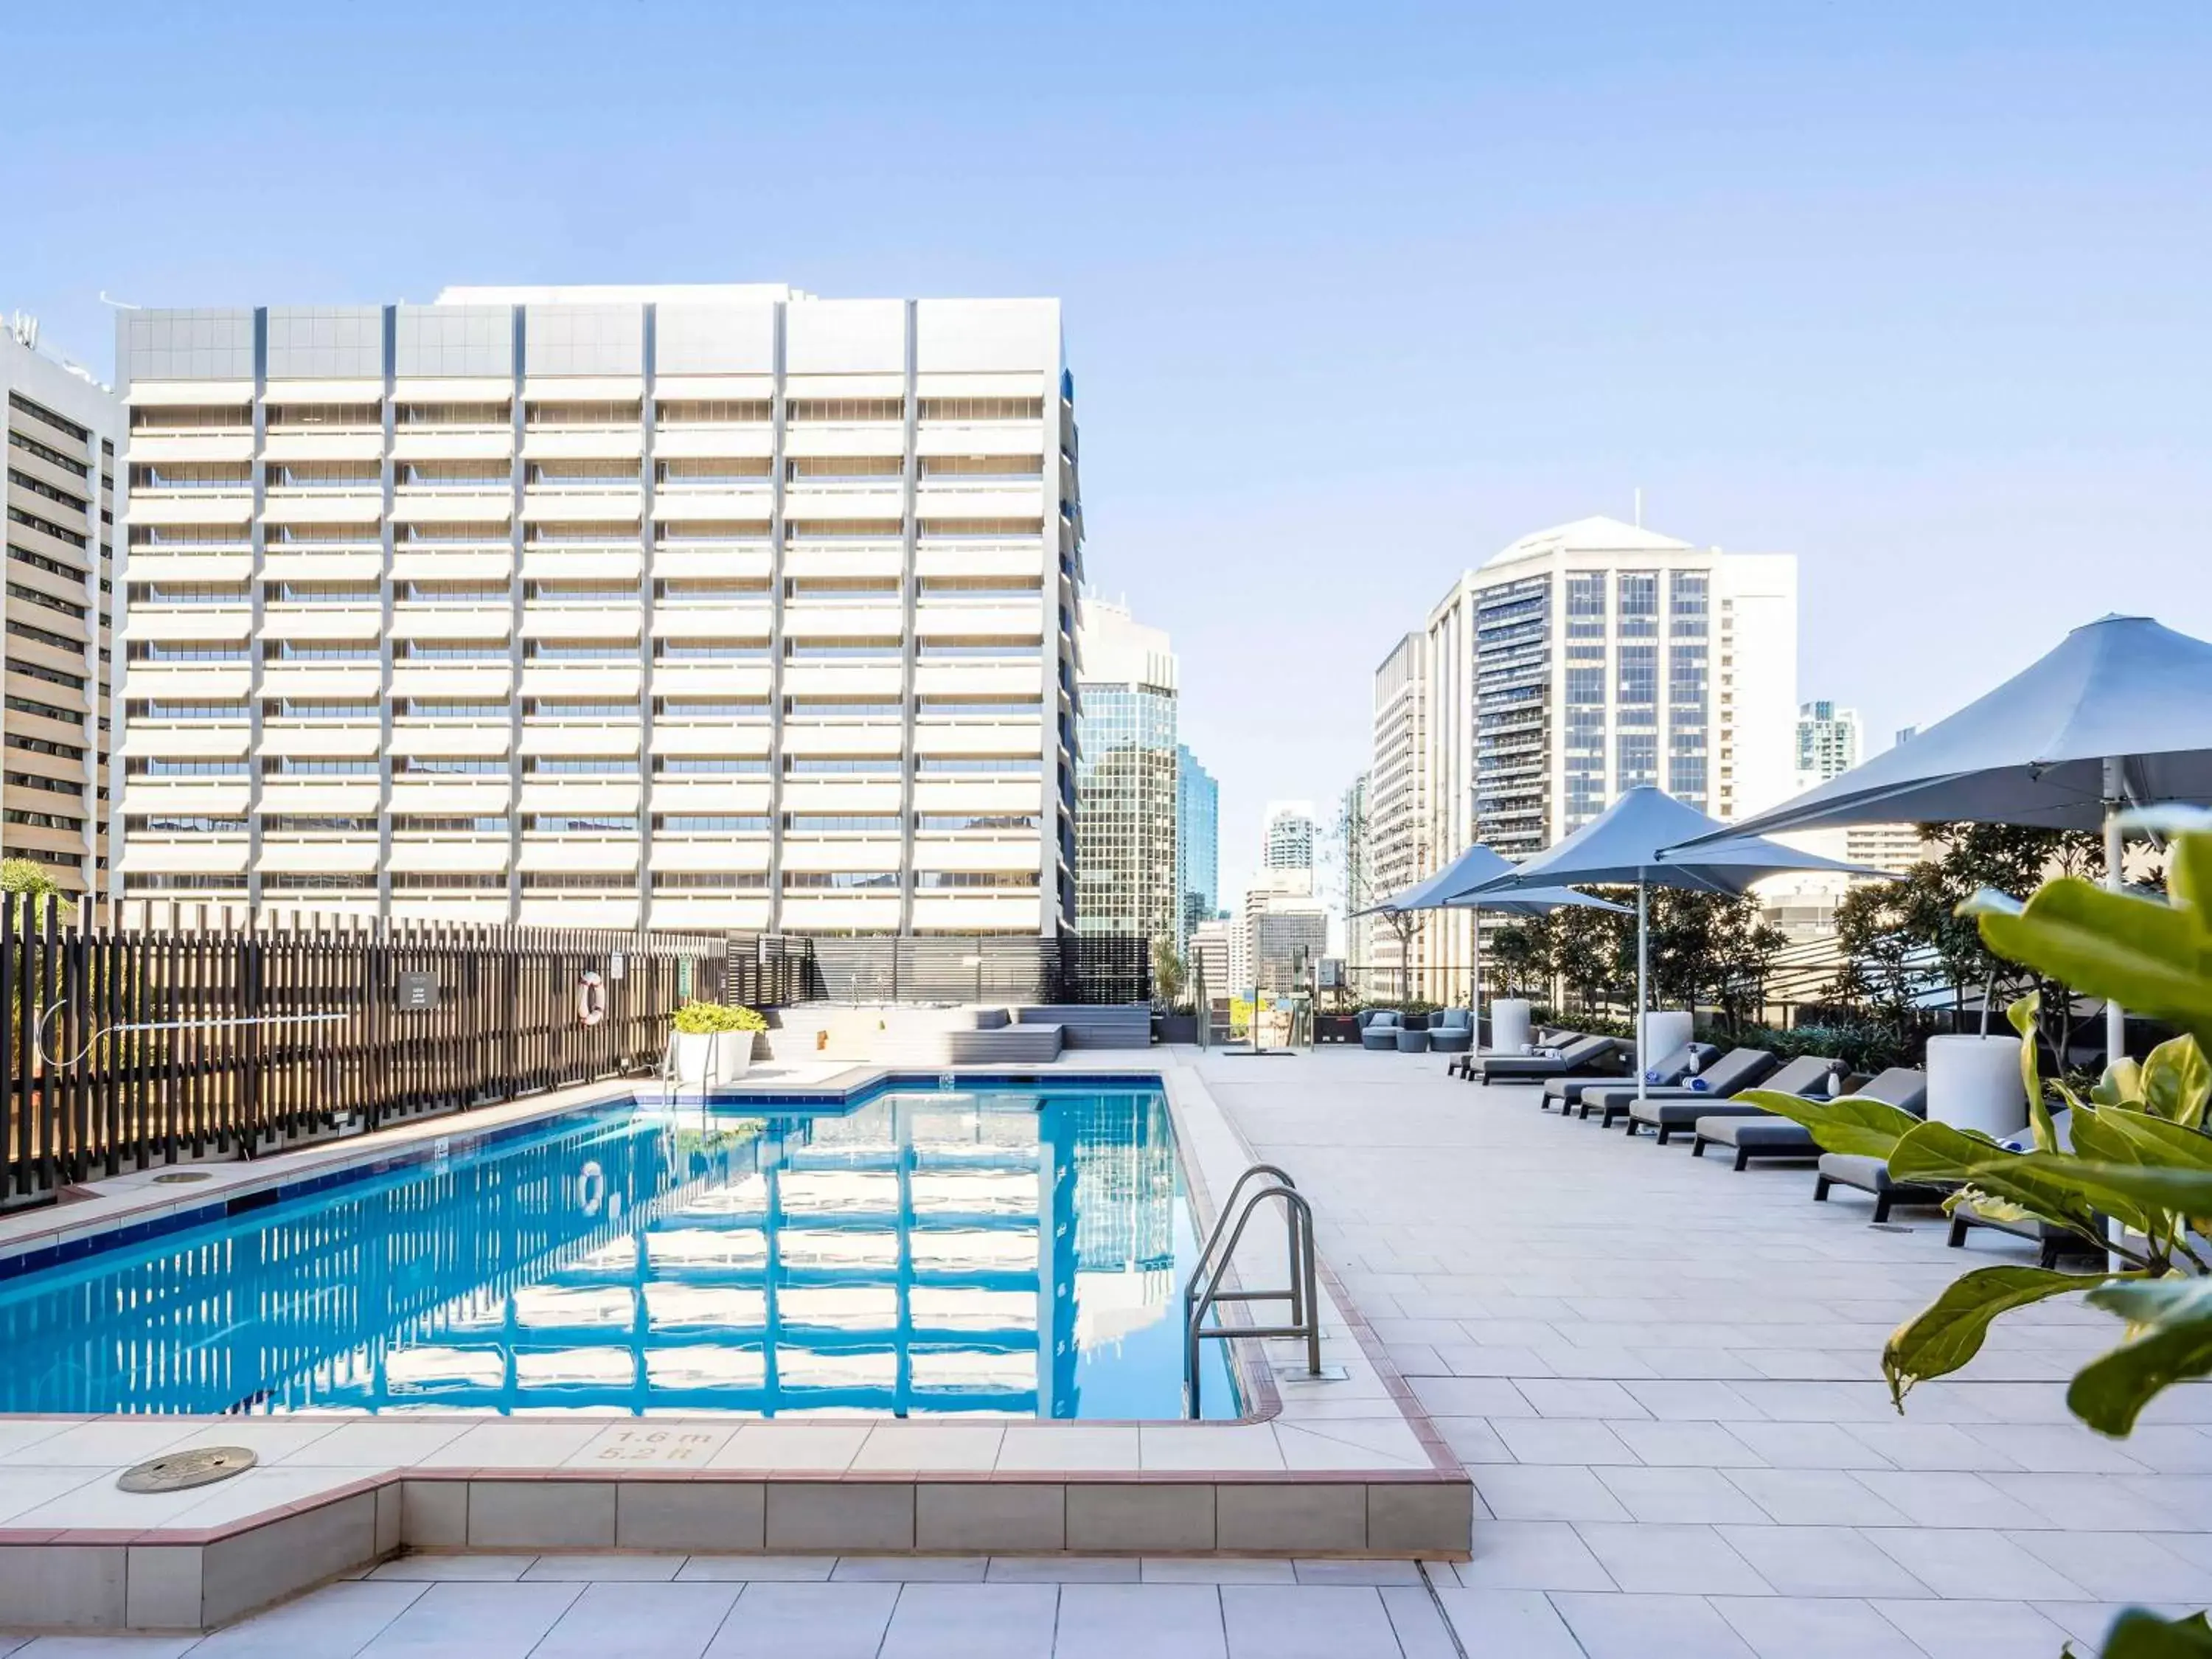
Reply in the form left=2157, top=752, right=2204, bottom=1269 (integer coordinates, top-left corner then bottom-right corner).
left=669, top=1001, right=767, bottom=1087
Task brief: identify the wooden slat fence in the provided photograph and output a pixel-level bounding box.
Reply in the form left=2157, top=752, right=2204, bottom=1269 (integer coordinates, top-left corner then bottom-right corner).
left=1, top=902, right=728, bottom=1208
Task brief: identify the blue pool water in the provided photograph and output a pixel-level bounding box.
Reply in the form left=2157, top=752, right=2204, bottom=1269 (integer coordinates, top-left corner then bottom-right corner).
left=0, top=1079, right=1237, bottom=1420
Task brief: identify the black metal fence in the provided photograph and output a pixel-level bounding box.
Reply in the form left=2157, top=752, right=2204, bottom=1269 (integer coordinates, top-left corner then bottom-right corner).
left=740, top=933, right=1150, bottom=1006
left=1, top=902, right=728, bottom=1208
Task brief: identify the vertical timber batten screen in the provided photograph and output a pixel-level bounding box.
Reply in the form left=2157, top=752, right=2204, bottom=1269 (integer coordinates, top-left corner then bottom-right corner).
left=1, top=903, right=729, bottom=1208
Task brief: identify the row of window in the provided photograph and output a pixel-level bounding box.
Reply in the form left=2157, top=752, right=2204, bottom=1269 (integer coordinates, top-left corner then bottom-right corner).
left=128, top=754, right=1043, bottom=778
left=125, top=697, right=1041, bottom=724
left=128, top=810, right=1042, bottom=836
left=126, top=396, right=1046, bottom=433
left=131, top=637, right=1046, bottom=663
left=10, top=392, right=94, bottom=447
left=127, top=518, right=1050, bottom=549
left=128, top=574, right=1043, bottom=605
left=120, top=869, right=1040, bottom=894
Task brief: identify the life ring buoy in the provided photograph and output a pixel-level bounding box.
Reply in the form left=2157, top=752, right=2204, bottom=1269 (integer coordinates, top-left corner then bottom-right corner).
left=577, top=1159, right=605, bottom=1217
left=577, top=972, right=607, bottom=1026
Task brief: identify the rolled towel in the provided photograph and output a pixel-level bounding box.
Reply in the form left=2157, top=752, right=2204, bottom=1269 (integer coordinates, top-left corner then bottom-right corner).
left=1686, top=1075, right=1711, bottom=1093
left=1644, top=1068, right=1664, bottom=1084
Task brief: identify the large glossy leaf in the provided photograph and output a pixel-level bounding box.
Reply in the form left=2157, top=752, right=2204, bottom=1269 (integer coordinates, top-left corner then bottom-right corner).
left=2061, top=1160, right=2212, bottom=1222
left=1731, top=1089, right=1924, bottom=1159
left=1888, top=1124, right=2108, bottom=1242
left=1972, top=878, right=2212, bottom=1049
left=2167, top=830, right=2212, bottom=919
left=2008, top=992, right=2060, bottom=1153
left=2066, top=1107, right=2157, bottom=1237
left=2094, top=1056, right=2146, bottom=1107
left=2071, top=1278, right=2212, bottom=1435
left=1882, top=1265, right=2101, bottom=1410
left=2089, top=1607, right=2212, bottom=1659
left=2142, top=1034, right=2212, bottom=1128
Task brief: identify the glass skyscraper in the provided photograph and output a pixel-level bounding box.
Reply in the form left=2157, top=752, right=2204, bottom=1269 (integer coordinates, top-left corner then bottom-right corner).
left=1175, top=744, right=1217, bottom=950
left=1074, top=600, right=1178, bottom=947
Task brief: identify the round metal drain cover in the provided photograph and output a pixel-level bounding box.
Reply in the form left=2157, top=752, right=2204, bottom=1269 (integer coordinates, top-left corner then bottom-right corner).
left=117, top=1446, right=257, bottom=1493
left=151, top=1171, right=213, bottom=1184
left=1870, top=1222, right=1915, bottom=1234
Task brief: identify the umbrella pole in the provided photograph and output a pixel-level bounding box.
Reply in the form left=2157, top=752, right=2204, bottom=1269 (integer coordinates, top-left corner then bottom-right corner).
left=1636, top=880, right=1649, bottom=1102
left=2103, top=760, right=2126, bottom=1068
left=1470, top=906, right=1482, bottom=1037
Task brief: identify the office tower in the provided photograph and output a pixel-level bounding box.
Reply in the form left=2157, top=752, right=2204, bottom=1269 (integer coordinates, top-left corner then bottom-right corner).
left=1365, top=632, right=1427, bottom=975
left=1261, top=799, right=1315, bottom=878
left=116, top=285, right=1081, bottom=933
left=3, top=317, right=119, bottom=901
left=1337, top=772, right=1368, bottom=946
left=1795, top=698, right=1863, bottom=791
left=1174, top=743, right=1217, bottom=951
left=1187, top=914, right=1231, bottom=1000
left=1238, top=869, right=1322, bottom=995
left=1073, top=597, right=1177, bottom=946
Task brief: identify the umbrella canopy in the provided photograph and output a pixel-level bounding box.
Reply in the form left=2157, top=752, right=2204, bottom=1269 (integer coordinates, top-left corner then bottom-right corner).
left=1453, top=786, right=1885, bottom=901
left=1672, top=615, right=2212, bottom=844
left=1458, top=787, right=1890, bottom=1095
left=1357, top=843, right=1629, bottom=919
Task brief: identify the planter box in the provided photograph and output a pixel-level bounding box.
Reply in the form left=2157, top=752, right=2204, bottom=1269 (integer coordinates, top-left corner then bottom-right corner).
left=671, top=1029, right=754, bottom=1088
left=1315, top=1014, right=1363, bottom=1045
left=1153, top=1013, right=1199, bottom=1044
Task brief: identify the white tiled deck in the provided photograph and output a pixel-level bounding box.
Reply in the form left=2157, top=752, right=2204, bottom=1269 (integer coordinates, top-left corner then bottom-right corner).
left=1194, top=1044, right=2212, bottom=1657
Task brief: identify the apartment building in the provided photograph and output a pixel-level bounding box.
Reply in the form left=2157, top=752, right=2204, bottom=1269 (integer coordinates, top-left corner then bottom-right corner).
left=2, top=319, right=119, bottom=900
left=116, top=285, right=1082, bottom=933
left=1364, top=632, right=1426, bottom=973
left=1795, top=698, right=1863, bottom=792
left=1072, top=597, right=1177, bottom=947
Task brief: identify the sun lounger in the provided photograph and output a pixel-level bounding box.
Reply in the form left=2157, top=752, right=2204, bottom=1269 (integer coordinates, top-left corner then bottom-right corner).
left=1565, top=1046, right=1779, bottom=1121
left=1464, top=1032, right=1620, bottom=1085
left=1814, top=1153, right=1950, bottom=1224
left=1692, top=1066, right=1930, bottom=1169
left=1542, top=1041, right=1719, bottom=1112
left=1947, top=1201, right=2105, bottom=1269
left=1447, top=1023, right=1573, bottom=1078
left=1613, top=1054, right=1846, bottom=1141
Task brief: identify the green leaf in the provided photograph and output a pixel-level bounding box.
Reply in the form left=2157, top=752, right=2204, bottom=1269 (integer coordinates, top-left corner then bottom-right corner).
left=2168, top=830, right=2212, bottom=920
left=1731, top=1089, right=1924, bottom=1159
left=2093, top=1607, right=2212, bottom=1659
left=2008, top=991, right=2059, bottom=1153
left=2141, top=1034, right=2212, bottom=1128
left=2066, top=1107, right=2157, bottom=1237
left=1974, top=878, right=2212, bottom=1050
left=2061, top=1160, right=2212, bottom=1223
left=2071, top=1278, right=2212, bottom=1435
left=1882, top=1265, right=2098, bottom=1410
left=2093, top=1056, right=2145, bottom=1107
left=1888, top=1124, right=2109, bottom=1242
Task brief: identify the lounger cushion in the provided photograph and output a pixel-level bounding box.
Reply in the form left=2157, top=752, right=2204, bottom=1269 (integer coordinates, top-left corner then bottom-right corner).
left=1697, top=1117, right=1817, bottom=1153
left=1818, top=1152, right=1947, bottom=1200
left=1630, top=1098, right=1773, bottom=1130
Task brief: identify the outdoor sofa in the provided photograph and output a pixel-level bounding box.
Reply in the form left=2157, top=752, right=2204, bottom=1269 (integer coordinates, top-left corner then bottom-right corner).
left=1463, top=1032, right=1621, bottom=1085
left=1541, top=1040, right=1720, bottom=1113
left=1692, top=1065, right=1929, bottom=1169
left=1565, top=1044, right=1781, bottom=1121
left=1359, top=1010, right=1403, bottom=1051
left=1604, top=1053, right=1846, bottom=1141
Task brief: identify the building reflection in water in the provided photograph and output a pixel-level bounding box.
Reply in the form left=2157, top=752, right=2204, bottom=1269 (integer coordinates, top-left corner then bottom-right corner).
left=0, top=1086, right=1231, bottom=1419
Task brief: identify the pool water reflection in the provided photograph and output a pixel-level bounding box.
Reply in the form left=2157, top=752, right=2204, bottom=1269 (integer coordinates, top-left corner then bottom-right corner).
left=0, top=1083, right=1238, bottom=1420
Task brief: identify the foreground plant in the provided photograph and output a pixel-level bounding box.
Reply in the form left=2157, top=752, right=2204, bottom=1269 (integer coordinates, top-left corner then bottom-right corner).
left=1742, top=827, right=2212, bottom=1658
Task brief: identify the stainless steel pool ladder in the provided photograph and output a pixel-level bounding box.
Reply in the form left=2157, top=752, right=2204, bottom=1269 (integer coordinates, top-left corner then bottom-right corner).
left=1183, top=1163, right=1321, bottom=1418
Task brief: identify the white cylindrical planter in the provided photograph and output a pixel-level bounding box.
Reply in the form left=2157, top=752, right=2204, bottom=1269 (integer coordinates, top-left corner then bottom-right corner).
left=1491, top=998, right=1532, bottom=1055
left=1640, top=1010, right=1694, bottom=1072
left=1926, top=1034, right=2027, bottom=1137
left=672, top=1031, right=754, bottom=1090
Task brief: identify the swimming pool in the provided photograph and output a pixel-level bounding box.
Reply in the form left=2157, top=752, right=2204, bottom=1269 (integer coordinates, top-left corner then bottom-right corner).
left=0, top=1077, right=1239, bottom=1421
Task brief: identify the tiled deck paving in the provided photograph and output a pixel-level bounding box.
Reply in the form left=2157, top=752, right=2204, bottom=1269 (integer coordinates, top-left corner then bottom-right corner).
left=1199, top=1045, right=2212, bottom=1657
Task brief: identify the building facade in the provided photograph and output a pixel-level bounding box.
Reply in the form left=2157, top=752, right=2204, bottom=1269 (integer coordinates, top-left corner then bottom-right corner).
left=3, top=319, right=119, bottom=901
left=1364, top=632, right=1427, bottom=977
left=1174, top=742, right=1217, bottom=951
left=1336, top=771, right=1368, bottom=948
left=115, top=285, right=1082, bottom=933
left=1072, top=597, right=1177, bottom=946
left=1262, top=800, right=1315, bottom=874
left=1795, top=698, right=1863, bottom=791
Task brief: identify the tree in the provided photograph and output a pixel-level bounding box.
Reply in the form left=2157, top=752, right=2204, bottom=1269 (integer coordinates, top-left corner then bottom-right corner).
left=1545, top=900, right=1629, bottom=1014
left=0, top=858, right=72, bottom=922
left=1150, top=938, right=1189, bottom=1009
left=1489, top=922, right=1546, bottom=999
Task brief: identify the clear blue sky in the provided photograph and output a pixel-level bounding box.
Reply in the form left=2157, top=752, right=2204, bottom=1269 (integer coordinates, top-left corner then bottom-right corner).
left=9, top=2, right=2208, bottom=914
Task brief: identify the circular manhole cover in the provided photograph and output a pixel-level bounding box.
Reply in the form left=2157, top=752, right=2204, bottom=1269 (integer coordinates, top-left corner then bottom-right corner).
left=117, top=1446, right=258, bottom=1493
left=151, top=1171, right=213, bottom=1184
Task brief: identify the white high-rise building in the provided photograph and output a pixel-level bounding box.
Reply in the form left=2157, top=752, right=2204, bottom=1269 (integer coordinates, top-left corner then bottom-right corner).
left=1262, top=799, right=1315, bottom=877
left=3, top=318, right=120, bottom=902
left=1364, top=632, right=1427, bottom=978
left=1795, top=698, right=1863, bottom=792
left=115, top=285, right=1082, bottom=933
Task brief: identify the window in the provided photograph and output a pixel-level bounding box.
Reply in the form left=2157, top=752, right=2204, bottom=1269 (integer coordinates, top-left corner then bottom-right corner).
left=528, top=639, right=638, bottom=661
left=786, top=456, right=901, bottom=481
left=651, top=872, right=768, bottom=889
left=526, top=580, right=636, bottom=603
left=522, top=872, right=636, bottom=890
left=400, top=580, right=508, bottom=603
left=11, top=392, right=91, bottom=444
left=133, top=700, right=247, bottom=721
left=526, top=459, right=639, bottom=487
left=655, top=456, right=772, bottom=484
left=1616, top=733, right=1658, bottom=790
left=786, top=576, right=902, bottom=600
left=128, top=582, right=244, bottom=608
left=13, top=658, right=86, bottom=688
left=786, top=699, right=905, bottom=717
left=653, top=814, right=769, bottom=832
left=267, top=641, right=377, bottom=661
left=1669, top=645, right=1708, bottom=710
left=786, top=398, right=904, bottom=423
left=262, top=815, right=378, bottom=832
left=397, top=403, right=509, bottom=428
left=654, top=400, right=771, bottom=426
left=9, top=544, right=86, bottom=583
left=917, top=813, right=1040, bottom=833
left=1669, top=570, right=1708, bottom=637
left=1618, top=571, right=1658, bottom=639
left=653, top=577, right=770, bottom=600
left=783, top=871, right=900, bottom=889
left=917, top=755, right=1041, bottom=773
left=400, top=757, right=506, bottom=775
left=524, top=401, right=641, bottom=426
left=8, top=504, right=86, bottom=549
left=917, top=518, right=1044, bottom=539
left=526, top=757, right=636, bottom=774
left=263, top=757, right=379, bottom=776
left=655, top=698, right=768, bottom=717
left=1616, top=645, right=1658, bottom=709
left=128, top=758, right=251, bottom=777
left=526, top=699, right=637, bottom=717
left=917, top=575, right=1041, bottom=597
left=916, top=871, right=1038, bottom=889
left=271, top=581, right=380, bottom=605
left=10, top=431, right=89, bottom=479
left=785, top=815, right=902, bottom=832
left=394, top=872, right=508, bottom=889
left=917, top=698, right=1041, bottom=716
left=918, top=454, right=1043, bottom=479
left=652, top=639, right=765, bottom=661
left=918, top=397, right=1042, bottom=422
left=524, top=814, right=637, bottom=833
left=785, top=757, right=900, bottom=775
left=7, top=617, right=83, bottom=655
left=269, top=699, right=378, bottom=720
left=8, top=468, right=88, bottom=514
left=128, top=404, right=250, bottom=434
left=397, top=523, right=510, bottom=546
left=6, top=693, right=83, bottom=726
left=125, top=874, right=246, bottom=893
left=917, top=637, right=1040, bottom=658
left=265, top=403, right=380, bottom=428
left=126, top=815, right=247, bottom=835
left=10, top=733, right=86, bottom=760
left=394, top=815, right=509, bottom=833
left=402, top=640, right=509, bottom=661
left=655, top=757, right=768, bottom=774
left=264, top=873, right=378, bottom=891
left=7, top=770, right=80, bottom=796
left=265, top=462, right=380, bottom=490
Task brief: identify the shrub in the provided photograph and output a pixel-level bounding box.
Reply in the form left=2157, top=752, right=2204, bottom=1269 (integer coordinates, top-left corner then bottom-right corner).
left=670, top=1001, right=768, bottom=1035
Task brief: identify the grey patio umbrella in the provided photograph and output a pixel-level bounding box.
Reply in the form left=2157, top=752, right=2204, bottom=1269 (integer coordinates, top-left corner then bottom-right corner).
left=1669, top=614, right=2212, bottom=1058
left=1354, top=843, right=1627, bottom=1023
left=1455, top=787, right=1889, bottom=1099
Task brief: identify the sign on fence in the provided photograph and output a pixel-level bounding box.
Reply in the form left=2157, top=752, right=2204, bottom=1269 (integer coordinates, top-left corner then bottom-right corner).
left=396, top=970, right=439, bottom=1012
